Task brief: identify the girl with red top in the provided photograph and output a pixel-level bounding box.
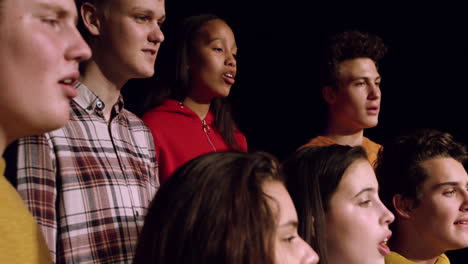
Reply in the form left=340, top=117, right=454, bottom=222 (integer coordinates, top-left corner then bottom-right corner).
left=142, top=14, right=247, bottom=183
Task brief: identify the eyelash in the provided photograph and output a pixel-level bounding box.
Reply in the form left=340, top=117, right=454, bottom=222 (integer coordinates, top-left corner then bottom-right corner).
left=359, top=200, right=372, bottom=207
left=283, top=236, right=296, bottom=243
left=443, top=189, right=456, bottom=197
left=135, top=15, right=151, bottom=22
left=42, top=18, right=60, bottom=28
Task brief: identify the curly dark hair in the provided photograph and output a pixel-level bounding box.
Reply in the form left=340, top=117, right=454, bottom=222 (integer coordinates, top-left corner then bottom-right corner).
left=325, top=31, right=387, bottom=88
left=375, top=129, right=467, bottom=224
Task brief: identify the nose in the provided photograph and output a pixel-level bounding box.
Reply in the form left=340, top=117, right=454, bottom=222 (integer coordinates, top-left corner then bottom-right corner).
left=66, top=27, right=92, bottom=62
left=367, top=81, right=381, bottom=100
left=380, top=201, right=395, bottom=225
left=299, top=237, right=320, bottom=264
left=460, top=189, right=468, bottom=212
left=225, top=53, right=236, bottom=68
left=148, top=23, right=165, bottom=45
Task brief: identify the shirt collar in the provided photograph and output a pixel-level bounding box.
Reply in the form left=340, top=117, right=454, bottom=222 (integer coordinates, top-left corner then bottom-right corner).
left=73, top=82, right=125, bottom=116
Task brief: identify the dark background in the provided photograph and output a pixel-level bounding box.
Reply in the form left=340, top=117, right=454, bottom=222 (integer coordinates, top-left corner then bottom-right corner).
left=122, top=1, right=467, bottom=261
left=124, top=0, right=467, bottom=161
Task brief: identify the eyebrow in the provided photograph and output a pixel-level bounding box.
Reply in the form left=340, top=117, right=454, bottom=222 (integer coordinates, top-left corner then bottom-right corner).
left=353, top=187, right=376, bottom=198
left=351, top=76, right=381, bottom=82
left=130, top=7, right=166, bottom=19
left=208, top=38, right=238, bottom=50
left=432, top=181, right=465, bottom=190
left=36, top=2, right=77, bottom=24
left=278, top=220, right=298, bottom=228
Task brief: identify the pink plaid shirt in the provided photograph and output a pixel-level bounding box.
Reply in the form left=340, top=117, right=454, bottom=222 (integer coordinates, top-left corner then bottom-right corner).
left=15, top=83, right=159, bottom=263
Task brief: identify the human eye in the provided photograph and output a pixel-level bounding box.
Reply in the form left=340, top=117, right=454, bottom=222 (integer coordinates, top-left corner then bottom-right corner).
left=134, top=14, right=151, bottom=23
left=282, top=235, right=297, bottom=244
left=443, top=189, right=456, bottom=197
left=359, top=199, right=372, bottom=208
left=41, top=17, right=60, bottom=28
left=213, top=47, right=224, bottom=52
left=354, top=81, right=365, bottom=87
left=157, top=17, right=165, bottom=27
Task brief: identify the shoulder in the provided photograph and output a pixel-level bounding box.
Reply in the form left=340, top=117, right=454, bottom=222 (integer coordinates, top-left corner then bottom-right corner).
left=362, top=137, right=382, bottom=150
left=299, top=136, right=336, bottom=150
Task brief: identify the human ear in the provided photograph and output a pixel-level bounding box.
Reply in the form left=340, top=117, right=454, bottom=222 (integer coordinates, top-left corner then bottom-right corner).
left=322, top=86, right=336, bottom=104
left=81, top=2, right=101, bottom=36
left=392, top=194, right=416, bottom=219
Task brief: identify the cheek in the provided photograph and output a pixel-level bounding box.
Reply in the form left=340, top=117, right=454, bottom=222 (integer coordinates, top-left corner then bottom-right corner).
left=419, top=199, right=457, bottom=225
left=346, top=91, right=367, bottom=109
left=327, top=207, right=378, bottom=248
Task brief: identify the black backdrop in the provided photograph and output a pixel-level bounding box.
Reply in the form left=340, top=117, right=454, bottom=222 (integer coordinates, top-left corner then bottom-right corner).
left=123, top=0, right=468, bottom=161
left=121, top=1, right=467, bottom=262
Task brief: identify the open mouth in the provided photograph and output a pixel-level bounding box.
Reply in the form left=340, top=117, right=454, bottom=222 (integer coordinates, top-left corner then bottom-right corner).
left=378, top=238, right=390, bottom=256
left=367, top=106, right=379, bottom=114
left=377, top=232, right=392, bottom=256
left=59, top=78, right=75, bottom=85
left=223, top=72, right=235, bottom=85
left=454, top=220, right=468, bottom=225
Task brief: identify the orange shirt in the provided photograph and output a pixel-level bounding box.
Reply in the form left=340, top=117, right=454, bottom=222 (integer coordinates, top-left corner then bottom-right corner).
left=299, top=136, right=382, bottom=166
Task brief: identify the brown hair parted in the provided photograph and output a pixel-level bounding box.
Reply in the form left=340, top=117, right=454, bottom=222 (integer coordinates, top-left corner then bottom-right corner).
left=283, top=145, right=368, bottom=264
left=376, top=128, right=468, bottom=218
left=325, top=30, right=387, bottom=89
left=133, top=151, right=284, bottom=264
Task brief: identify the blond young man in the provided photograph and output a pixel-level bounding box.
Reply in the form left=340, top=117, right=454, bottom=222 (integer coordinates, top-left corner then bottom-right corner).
left=0, top=0, right=91, bottom=262
left=6, top=0, right=166, bottom=262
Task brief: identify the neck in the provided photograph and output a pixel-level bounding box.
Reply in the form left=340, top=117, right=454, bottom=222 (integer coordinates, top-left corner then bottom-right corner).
left=0, top=125, right=11, bottom=155
left=390, top=226, right=445, bottom=264
left=323, top=117, right=364, bottom=146
left=80, top=60, right=126, bottom=122
left=182, top=96, right=211, bottom=120
left=0, top=135, right=6, bottom=156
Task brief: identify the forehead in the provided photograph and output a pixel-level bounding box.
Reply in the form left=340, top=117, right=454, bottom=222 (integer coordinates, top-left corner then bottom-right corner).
left=420, top=157, right=468, bottom=188
left=334, top=159, right=378, bottom=198
left=337, top=57, right=379, bottom=81
left=263, top=180, right=298, bottom=224
left=111, top=0, right=165, bottom=12
left=195, top=19, right=236, bottom=45
left=3, top=0, right=77, bottom=14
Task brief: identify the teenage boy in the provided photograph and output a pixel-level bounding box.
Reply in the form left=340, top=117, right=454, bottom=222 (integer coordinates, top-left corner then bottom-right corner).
left=300, top=31, right=386, bottom=165
left=0, top=0, right=91, bottom=262
left=9, top=0, right=165, bottom=262
left=376, top=129, right=468, bottom=264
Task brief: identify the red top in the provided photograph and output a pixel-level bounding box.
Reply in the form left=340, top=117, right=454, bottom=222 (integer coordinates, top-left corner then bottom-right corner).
left=142, top=99, right=248, bottom=183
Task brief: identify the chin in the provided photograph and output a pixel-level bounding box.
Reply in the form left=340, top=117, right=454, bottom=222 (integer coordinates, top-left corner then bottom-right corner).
left=135, top=70, right=154, bottom=79
left=39, top=111, right=71, bottom=132
left=362, top=119, right=378, bottom=128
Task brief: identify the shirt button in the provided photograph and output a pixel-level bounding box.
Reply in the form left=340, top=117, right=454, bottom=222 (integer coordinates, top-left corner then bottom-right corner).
left=96, top=100, right=104, bottom=109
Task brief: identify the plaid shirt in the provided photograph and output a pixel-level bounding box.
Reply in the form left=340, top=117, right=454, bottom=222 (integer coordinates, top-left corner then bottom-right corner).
left=15, top=83, right=159, bottom=263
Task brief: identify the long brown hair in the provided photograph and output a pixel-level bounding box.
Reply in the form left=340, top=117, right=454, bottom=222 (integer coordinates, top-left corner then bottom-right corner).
left=133, top=151, right=284, bottom=264
left=283, top=145, right=367, bottom=264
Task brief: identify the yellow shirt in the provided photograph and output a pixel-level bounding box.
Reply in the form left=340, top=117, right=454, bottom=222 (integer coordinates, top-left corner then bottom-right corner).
left=299, top=136, right=382, bottom=166
left=0, top=158, right=51, bottom=263
left=385, top=251, right=450, bottom=264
